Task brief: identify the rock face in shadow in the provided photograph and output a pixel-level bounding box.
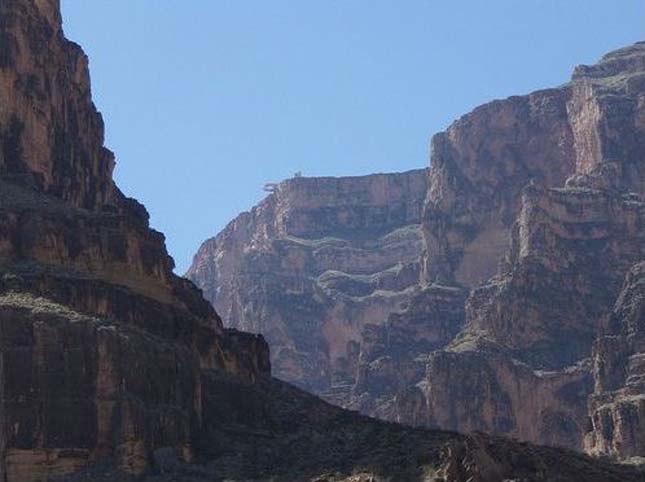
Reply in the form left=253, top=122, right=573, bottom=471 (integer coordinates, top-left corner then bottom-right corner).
left=54, top=374, right=645, bottom=482
left=190, top=41, right=645, bottom=458
left=0, top=1, right=271, bottom=480
left=187, top=170, right=429, bottom=399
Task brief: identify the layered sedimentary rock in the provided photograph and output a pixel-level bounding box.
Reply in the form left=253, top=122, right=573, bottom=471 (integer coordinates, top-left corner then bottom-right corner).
left=187, top=170, right=429, bottom=398
left=348, top=283, right=467, bottom=420
left=3, top=1, right=632, bottom=481
left=415, top=182, right=645, bottom=450
left=423, top=42, right=645, bottom=288
left=0, top=1, right=271, bottom=479
left=586, top=261, right=645, bottom=460
left=0, top=0, right=116, bottom=209
left=191, top=41, right=645, bottom=457
left=347, top=46, right=645, bottom=448
left=400, top=43, right=645, bottom=453
left=422, top=87, right=576, bottom=286
left=56, top=373, right=645, bottom=482
left=368, top=44, right=645, bottom=452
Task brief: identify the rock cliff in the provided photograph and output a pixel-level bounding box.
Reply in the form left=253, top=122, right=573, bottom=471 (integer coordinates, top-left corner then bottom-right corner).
left=2, top=1, right=635, bottom=481
left=190, top=39, right=645, bottom=458
left=0, top=0, right=116, bottom=209
left=187, top=170, right=428, bottom=399
left=0, top=0, right=270, bottom=479
left=394, top=42, right=645, bottom=453
left=412, top=182, right=644, bottom=451
left=586, top=261, right=645, bottom=461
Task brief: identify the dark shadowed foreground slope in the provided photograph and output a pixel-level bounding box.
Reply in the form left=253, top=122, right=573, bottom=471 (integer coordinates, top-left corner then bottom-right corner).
left=59, top=374, right=643, bottom=482
left=0, top=1, right=642, bottom=481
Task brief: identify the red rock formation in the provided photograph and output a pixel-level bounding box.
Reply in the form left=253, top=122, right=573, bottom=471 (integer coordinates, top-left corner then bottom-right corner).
left=0, top=0, right=117, bottom=209
left=423, top=87, right=576, bottom=286
left=348, top=284, right=467, bottom=420
left=0, top=1, right=270, bottom=479
left=423, top=42, right=645, bottom=288
left=354, top=43, right=645, bottom=453
left=3, top=2, right=630, bottom=481
left=586, top=262, right=645, bottom=460
left=190, top=40, right=645, bottom=459
left=4, top=1, right=642, bottom=480
left=187, top=170, right=429, bottom=397
left=407, top=43, right=645, bottom=453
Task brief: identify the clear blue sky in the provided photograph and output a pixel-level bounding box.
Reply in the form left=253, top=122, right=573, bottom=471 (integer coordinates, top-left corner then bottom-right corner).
left=61, top=1, right=643, bottom=273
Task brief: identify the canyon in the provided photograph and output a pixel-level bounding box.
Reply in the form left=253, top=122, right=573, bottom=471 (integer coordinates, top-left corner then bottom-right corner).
left=189, top=39, right=645, bottom=460
left=0, top=0, right=642, bottom=481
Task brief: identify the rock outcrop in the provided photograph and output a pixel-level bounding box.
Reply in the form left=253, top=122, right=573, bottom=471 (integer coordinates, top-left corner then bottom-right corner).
left=422, top=86, right=576, bottom=287
left=54, top=374, right=645, bottom=482
left=3, top=1, right=635, bottom=481
left=190, top=40, right=645, bottom=458
left=422, top=42, right=645, bottom=289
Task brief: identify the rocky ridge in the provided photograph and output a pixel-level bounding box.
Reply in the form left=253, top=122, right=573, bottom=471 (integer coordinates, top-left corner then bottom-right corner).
left=190, top=41, right=645, bottom=458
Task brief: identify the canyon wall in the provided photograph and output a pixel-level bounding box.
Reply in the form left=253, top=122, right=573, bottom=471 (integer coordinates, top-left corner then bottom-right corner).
left=0, top=0, right=642, bottom=482
left=586, top=261, right=645, bottom=461
left=3, top=2, right=634, bottom=481
left=0, top=1, right=271, bottom=479
left=187, top=170, right=428, bottom=399
left=401, top=41, right=645, bottom=454
left=191, top=41, right=645, bottom=458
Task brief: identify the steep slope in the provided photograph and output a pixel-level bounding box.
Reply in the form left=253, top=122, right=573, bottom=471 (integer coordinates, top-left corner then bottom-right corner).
left=355, top=43, right=645, bottom=451
left=586, top=261, right=645, bottom=460
left=191, top=41, right=645, bottom=456
left=422, top=42, right=645, bottom=288
left=2, top=1, right=643, bottom=481
left=0, top=0, right=270, bottom=479
left=0, top=0, right=114, bottom=208
left=411, top=183, right=644, bottom=450
left=187, top=170, right=430, bottom=400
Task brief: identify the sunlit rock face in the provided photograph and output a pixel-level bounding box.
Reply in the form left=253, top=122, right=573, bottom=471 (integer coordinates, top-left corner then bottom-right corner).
left=422, top=87, right=576, bottom=287
left=0, top=0, right=116, bottom=209
left=416, top=182, right=645, bottom=451
left=422, top=42, right=645, bottom=289
left=187, top=170, right=429, bottom=398
left=382, top=43, right=645, bottom=451
left=385, top=42, right=645, bottom=452
left=191, top=41, right=645, bottom=457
